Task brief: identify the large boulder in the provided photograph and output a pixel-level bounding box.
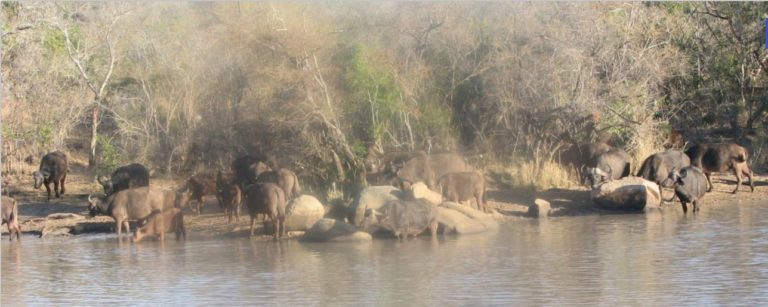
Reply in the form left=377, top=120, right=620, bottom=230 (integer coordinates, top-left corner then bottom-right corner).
left=351, top=186, right=404, bottom=227
left=436, top=202, right=498, bottom=235
left=406, top=182, right=443, bottom=205
left=301, top=218, right=372, bottom=242
left=284, top=195, right=325, bottom=231
left=591, top=177, right=661, bottom=212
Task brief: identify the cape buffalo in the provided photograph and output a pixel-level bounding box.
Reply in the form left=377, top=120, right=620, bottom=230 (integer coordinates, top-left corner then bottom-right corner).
left=255, top=168, right=301, bottom=201
left=87, top=187, right=169, bottom=238
left=2, top=196, right=21, bottom=242
left=244, top=183, right=286, bottom=239
left=559, top=142, right=612, bottom=183
left=183, top=173, right=217, bottom=214
left=436, top=171, right=486, bottom=212
left=637, top=150, right=691, bottom=201
left=396, top=152, right=471, bottom=189
left=363, top=198, right=438, bottom=239
left=685, top=143, right=754, bottom=194
left=668, top=166, right=708, bottom=213
left=133, top=207, right=186, bottom=242
left=97, top=163, right=150, bottom=196
left=32, top=151, right=68, bottom=200
left=216, top=171, right=242, bottom=223
left=231, top=154, right=275, bottom=190
left=584, top=148, right=631, bottom=189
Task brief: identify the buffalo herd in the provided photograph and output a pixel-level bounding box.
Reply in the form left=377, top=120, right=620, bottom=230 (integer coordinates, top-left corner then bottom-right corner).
left=562, top=142, right=755, bottom=213
left=0, top=140, right=759, bottom=242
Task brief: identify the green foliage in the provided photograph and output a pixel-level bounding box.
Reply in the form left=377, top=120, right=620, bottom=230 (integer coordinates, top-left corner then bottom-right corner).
left=96, top=136, right=123, bottom=176
left=36, top=124, right=54, bottom=147
left=42, top=26, right=80, bottom=56
left=343, top=43, right=403, bottom=143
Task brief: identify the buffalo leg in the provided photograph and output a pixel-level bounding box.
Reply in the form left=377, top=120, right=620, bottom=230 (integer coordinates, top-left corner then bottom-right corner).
left=743, top=166, right=755, bottom=192
left=249, top=216, right=257, bottom=237
left=476, top=195, right=484, bottom=212
left=681, top=202, right=688, bottom=214
left=116, top=221, right=122, bottom=238
left=123, top=221, right=130, bottom=237
left=53, top=180, right=60, bottom=198
left=59, top=172, right=67, bottom=196
left=733, top=167, right=743, bottom=194
left=704, top=172, right=713, bottom=192
left=44, top=181, right=52, bottom=200
left=693, top=200, right=699, bottom=213
left=429, top=221, right=438, bottom=237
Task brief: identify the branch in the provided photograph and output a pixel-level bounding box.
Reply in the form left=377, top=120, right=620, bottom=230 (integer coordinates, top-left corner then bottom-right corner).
left=61, top=27, right=98, bottom=96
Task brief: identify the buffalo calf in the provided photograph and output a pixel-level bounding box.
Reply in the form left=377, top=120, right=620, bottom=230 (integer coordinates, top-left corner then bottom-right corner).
left=216, top=171, right=242, bottom=223
left=133, top=207, right=186, bottom=242
left=364, top=199, right=438, bottom=239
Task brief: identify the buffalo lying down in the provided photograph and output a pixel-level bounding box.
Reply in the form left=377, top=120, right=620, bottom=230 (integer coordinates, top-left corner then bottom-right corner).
left=32, top=151, right=68, bottom=200
left=685, top=143, right=754, bottom=194
left=364, top=199, right=438, bottom=239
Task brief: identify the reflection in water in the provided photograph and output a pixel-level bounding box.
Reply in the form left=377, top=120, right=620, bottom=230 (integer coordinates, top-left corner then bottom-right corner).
left=3, top=199, right=768, bottom=305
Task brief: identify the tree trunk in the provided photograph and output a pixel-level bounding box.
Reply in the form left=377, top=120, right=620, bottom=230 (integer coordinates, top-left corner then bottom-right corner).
left=88, top=100, right=99, bottom=168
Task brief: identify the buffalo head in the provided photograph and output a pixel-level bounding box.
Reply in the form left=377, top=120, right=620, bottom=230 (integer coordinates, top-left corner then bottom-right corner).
left=585, top=166, right=612, bottom=189
left=87, top=193, right=107, bottom=217
left=97, top=175, right=114, bottom=195
left=32, top=171, right=48, bottom=189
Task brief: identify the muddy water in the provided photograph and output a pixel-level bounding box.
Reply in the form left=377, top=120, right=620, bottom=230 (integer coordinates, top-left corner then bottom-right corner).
left=3, top=199, right=768, bottom=305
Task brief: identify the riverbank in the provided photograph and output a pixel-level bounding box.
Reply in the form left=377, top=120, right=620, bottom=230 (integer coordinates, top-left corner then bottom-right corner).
left=2, top=166, right=766, bottom=239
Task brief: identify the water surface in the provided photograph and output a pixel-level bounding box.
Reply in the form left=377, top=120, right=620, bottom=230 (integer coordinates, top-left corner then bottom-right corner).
left=3, top=200, right=768, bottom=305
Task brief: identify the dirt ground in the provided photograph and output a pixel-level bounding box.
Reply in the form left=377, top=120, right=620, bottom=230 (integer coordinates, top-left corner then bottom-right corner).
left=2, top=156, right=766, bottom=240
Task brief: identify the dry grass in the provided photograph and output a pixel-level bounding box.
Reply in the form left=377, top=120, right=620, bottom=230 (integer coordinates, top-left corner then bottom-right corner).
left=486, top=159, right=574, bottom=191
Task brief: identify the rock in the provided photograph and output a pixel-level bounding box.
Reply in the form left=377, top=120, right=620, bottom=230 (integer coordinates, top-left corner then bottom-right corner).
left=528, top=199, right=552, bottom=218
left=351, top=186, right=404, bottom=226
left=284, top=195, right=325, bottom=231
left=301, top=218, right=372, bottom=243
left=591, top=177, right=661, bottom=212
left=406, top=182, right=443, bottom=205
left=436, top=202, right=498, bottom=234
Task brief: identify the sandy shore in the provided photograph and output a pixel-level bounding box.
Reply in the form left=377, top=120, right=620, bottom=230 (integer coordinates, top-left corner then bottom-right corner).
left=2, top=169, right=766, bottom=239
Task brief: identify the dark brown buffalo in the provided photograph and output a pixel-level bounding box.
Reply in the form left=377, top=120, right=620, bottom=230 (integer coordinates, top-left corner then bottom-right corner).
left=436, top=171, right=486, bottom=212
left=216, top=171, right=242, bottom=223
left=685, top=143, right=754, bottom=194
left=584, top=148, right=631, bottom=189
left=668, top=166, right=708, bottom=213
left=363, top=198, right=438, bottom=239
left=97, top=163, right=150, bottom=196
left=32, top=151, right=68, bottom=200
left=396, top=152, right=471, bottom=189
left=87, top=187, right=169, bottom=238
left=183, top=173, right=217, bottom=214
left=133, top=207, right=186, bottom=242
left=2, top=196, right=21, bottom=242
left=244, top=183, right=286, bottom=239
left=637, top=150, right=691, bottom=201
left=559, top=142, right=612, bottom=183
left=255, top=168, right=301, bottom=200
left=230, top=154, right=274, bottom=190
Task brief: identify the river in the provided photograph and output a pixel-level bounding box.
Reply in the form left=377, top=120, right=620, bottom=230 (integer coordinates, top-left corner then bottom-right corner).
left=3, top=199, right=768, bottom=305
